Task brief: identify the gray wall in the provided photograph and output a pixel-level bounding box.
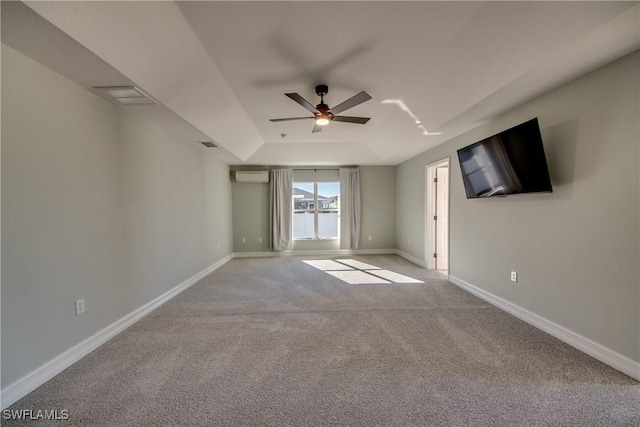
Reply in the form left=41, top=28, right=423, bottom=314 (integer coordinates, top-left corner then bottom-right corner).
left=1, top=45, right=233, bottom=387
left=396, top=51, right=639, bottom=362
left=231, top=166, right=396, bottom=252
left=359, top=166, right=396, bottom=250
left=231, top=181, right=270, bottom=252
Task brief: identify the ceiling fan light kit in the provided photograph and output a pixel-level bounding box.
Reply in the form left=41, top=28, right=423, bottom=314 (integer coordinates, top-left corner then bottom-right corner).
left=270, top=84, right=371, bottom=133
left=315, top=117, right=330, bottom=126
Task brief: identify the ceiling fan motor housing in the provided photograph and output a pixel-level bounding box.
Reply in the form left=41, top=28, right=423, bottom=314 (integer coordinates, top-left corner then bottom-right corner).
left=315, top=104, right=332, bottom=122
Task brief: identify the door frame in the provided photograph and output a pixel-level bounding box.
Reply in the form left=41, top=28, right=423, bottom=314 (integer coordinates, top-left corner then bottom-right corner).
left=425, top=158, right=450, bottom=270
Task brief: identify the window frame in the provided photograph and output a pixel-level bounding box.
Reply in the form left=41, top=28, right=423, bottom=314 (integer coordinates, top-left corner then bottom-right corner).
left=293, top=181, right=340, bottom=240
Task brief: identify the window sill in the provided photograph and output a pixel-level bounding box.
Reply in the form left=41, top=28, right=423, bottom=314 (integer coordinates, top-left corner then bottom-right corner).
left=293, top=238, right=339, bottom=241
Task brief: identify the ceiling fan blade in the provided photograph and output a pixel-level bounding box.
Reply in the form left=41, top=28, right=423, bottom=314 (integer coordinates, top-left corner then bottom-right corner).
left=329, top=91, right=372, bottom=115
left=285, top=93, right=319, bottom=114
left=332, top=116, right=370, bottom=124
left=269, top=117, right=314, bottom=122
left=312, top=123, right=323, bottom=133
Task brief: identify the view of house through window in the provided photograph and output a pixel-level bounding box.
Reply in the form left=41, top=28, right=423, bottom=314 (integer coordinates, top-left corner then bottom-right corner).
left=293, top=182, right=340, bottom=239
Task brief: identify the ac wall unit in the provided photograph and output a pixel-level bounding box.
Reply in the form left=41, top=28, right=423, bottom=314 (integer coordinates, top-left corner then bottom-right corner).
left=235, top=171, right=269, bottom=183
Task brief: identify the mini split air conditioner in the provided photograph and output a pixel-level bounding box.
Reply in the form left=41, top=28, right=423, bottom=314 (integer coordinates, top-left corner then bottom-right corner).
left=235, top=171, right=269, bottom=183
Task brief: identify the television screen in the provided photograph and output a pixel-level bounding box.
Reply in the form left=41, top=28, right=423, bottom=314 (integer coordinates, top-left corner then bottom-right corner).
left=457, top=118, right=552, bottom=198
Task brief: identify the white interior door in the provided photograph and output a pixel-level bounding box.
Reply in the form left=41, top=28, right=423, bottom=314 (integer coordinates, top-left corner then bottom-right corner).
left=435, top=166, right=449, bottom=270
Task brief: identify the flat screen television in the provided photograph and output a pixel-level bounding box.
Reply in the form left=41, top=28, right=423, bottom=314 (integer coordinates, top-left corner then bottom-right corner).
left=457, top=118, right=552, bottom=198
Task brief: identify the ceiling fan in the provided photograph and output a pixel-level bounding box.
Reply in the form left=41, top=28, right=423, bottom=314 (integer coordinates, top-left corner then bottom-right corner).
left=270, top=85, right=371, bottom=133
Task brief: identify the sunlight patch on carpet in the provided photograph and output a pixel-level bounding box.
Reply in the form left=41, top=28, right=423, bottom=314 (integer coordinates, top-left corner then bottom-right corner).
left=303, top=260, right=354, bottom=271
left=334, top=259, right=381, bottom=270
left=303, top=259, right=423, bottom=285
left=367, top=269, right=424, bottom=283
left=325, top=270, right=391, bottom=284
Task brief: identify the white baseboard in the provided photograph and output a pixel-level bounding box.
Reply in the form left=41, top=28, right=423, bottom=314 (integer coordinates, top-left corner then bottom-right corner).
left=233, top=248, right=397, bottom=258
left=448, top=275, right=640, bottom=381
left=0, top=254, right=233, bottom=410
left=394, top=249, right=427, bottom=268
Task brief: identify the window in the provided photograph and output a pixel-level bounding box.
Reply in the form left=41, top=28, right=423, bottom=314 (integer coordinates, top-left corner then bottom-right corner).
left=293, top=182, right=340, bottom=240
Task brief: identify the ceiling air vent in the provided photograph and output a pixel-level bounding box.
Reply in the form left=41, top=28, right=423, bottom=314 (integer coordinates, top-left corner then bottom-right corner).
left=92, top=86, right=156, bottom=106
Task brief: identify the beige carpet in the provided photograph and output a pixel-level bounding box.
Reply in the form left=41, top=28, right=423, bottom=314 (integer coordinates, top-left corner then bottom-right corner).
left=4, top=255, right=639, bottom=426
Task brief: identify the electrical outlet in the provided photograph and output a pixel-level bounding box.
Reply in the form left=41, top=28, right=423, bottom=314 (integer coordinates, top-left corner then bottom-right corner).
left=242, top=237, right=246, bottom=243
left=75, top=298, right=85, bottom=316
left=258, top=237, right=263, bottom=243
left=510, top=271, right=518, bottom=283
left=368, top=235, right=373, bottom=241
left=408, top=238, right=411, bottom=245
left=217, top=243, right=220, bottom=250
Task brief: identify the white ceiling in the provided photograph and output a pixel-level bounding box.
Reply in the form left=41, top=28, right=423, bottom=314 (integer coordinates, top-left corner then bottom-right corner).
left=3, top=1, right=639, bottom=166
